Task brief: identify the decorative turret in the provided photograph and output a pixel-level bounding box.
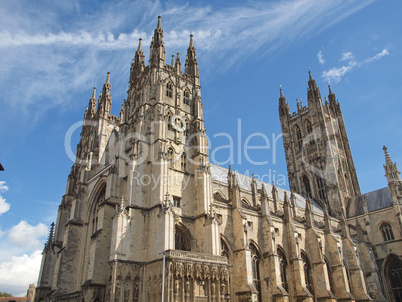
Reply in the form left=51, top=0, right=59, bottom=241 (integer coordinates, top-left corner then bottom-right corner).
left=383, top=146, right=401, bottom=183
left=307, top=70, right=322, bottom=106
left=149, top=16, right=165, bottom=68
left=129, top=38, right=145, bottom=86
left=43, top=222, right=55, bottom=252
left=98, top=72, right=112, bottom=118
left=84, top=87, right=97, bottom=119
left=185, top=34, right=199, bottom=77
left=278, top=87, right=290, bottom=117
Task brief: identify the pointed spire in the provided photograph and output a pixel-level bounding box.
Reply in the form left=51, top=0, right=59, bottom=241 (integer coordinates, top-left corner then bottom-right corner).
left=171, top=54, right=175, bottom=66
left=157, top=15, right=162, bottom=29
left=307, top=69, right=322, bottom=106
left=44, top=222, right=55, bottom=252
left=138, top=37, right=142, bottom=51
left=278, top=85, right=290, bottom=117
left=328, top=83, right=333, bottom=95
left=98, top=72, right=112, bottom=117
left=383, top=146, right=401, bottom=183
left=185, top=34, right=199, bottom=77
left=383, top=146, right=393, bottom=166
left=189, top=34, right=194, bottom=48
left=150, top=16, right=165, bottom=67
left=260, top=184, right=270, bottom=216
left=323, top=203, right=332, bottom=234
left=85, top=87, right=97, bottom=119
left=283, top=192, right=293, bottom=222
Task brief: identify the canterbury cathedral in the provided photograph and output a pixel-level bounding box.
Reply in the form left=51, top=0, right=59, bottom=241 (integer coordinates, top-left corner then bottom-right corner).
left=35, top=17, right=402, bottom=302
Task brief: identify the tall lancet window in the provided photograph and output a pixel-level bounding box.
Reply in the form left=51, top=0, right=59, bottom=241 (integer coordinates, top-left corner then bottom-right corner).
left=181, top=152, right=187, bottom=171
left=92, top=185, right=106, bottom=235
left=306, top=120, right=315, bottom=145
left=380, top=223, right=395, bottom=241
left=278, top=248, right=288, bottom=292
left=303, top=175, right=312, bottom=198
left=167, top=148, right=174, bottom=169
left=302, top=252, right=314, bottom=296
left=294, top=125, right=302, bottom=151
left=250, top=244, right=261, bottom=301
left=183, top=89, right=190, bottom=105
left=166, top=82, right=173, bottom=98
left=316, top=176, right=327, bottom=203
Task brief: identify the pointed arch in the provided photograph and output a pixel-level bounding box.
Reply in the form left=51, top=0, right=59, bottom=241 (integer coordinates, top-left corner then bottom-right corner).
left=89, top=183, right=106, bottom=234
left=294, top=124, right=302, bottom=151
left=250, top=242, right=261, bottom=301
left=380, top=222, right=395, bottom=242
left=303, top=175, right=312, bottom=198
left=383, top=254, right=402, bottom=302
left=181, top=152, right=187, bottom=171
left=167, top=147, right=175, bottom=169
left=220, top=235, right=232, bottom=262
left=166, top=81, right=173, bottom=98
left=305, top=119, right=315, bottom=145
left=277, top=246, right=289, bottom=292
left=167, top=111, right=173, bottom=131
left=183, top=88, right=190, bottom=105
left=175, top=224, right=191, bottom=251
left=213, top=190, right=227, bottom=202
left=301, top=251, right=314, bottom=296
left=324, top=256, right=335, bottom=294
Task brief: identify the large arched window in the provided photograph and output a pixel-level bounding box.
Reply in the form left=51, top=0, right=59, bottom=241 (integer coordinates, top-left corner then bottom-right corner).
left=166, top=82, right=173, bottom=98
left=294, top=125, right=302, bottom=151
left=278, top=248, right=288, bottom=292
left=385, top=255, right=402, bottom=302
left=303, top=175, right=312, bottom=199
left=302, top=252, right=314, bottom=296
left=92, top=185, right=106, bottom=234
left=381, top=223, right=395, bottom=242
left=250, top=244, right=261, bottom=301
left=175, top=226, right=191, bottom=251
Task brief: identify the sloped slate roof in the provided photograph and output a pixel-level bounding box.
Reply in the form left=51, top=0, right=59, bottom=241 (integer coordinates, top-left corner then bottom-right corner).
left=210, top=164, right=323, bottom=214
left=347, top=187, right=393, bottom=217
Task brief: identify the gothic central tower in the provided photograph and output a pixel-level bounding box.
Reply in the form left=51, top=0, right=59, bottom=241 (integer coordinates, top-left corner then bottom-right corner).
left=279, top=72, right=361, bottom=218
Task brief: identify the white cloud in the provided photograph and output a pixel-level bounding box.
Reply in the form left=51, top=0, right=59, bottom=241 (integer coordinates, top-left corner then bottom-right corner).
left=317, top=50, right=325, bottom=64
left=322, top=49, right=390, bottom=83
left=0, top=250, right=42, bottom=296
left=322, top=61, right=357, bottom=83
left=0, top=181, right=10, bottom=215
left=340, top=51, right=354, bottom=61
left=0, top=181, right=8, bottom=192
left=364, top=48, right=389, bottom=63
left=8, top=221, right=48, bottom=249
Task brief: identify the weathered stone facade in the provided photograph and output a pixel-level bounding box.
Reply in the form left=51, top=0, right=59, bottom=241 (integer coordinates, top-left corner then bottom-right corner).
left=35, top=17, right=401, bottom=302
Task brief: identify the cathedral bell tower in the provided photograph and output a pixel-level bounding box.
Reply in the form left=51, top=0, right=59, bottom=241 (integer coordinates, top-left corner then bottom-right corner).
left=279, top=71, right=360, bottom=218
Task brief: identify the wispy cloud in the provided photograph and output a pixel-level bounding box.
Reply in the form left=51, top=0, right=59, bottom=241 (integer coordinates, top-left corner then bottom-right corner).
left=317, top=50, right=325, bottom=64
left=364, top=48, right=389, bottom=63
left=0, top=0, right=375, bottom=131
left=322, top=48, right=389, bottom=83
left=340, top=51, right=354, bottom=61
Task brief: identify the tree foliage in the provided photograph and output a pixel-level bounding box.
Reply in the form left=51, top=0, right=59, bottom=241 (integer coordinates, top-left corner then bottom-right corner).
left=0, top=292, right=12, bottom=297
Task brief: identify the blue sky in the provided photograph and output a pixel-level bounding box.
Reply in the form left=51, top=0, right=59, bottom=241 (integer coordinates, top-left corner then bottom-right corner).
left=0, top=0, right=401, bottom=296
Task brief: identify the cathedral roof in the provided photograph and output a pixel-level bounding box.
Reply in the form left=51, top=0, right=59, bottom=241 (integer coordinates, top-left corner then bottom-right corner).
left=210, top=164, right=324, bottom=214
left=347, top=187, right=393, bottom=217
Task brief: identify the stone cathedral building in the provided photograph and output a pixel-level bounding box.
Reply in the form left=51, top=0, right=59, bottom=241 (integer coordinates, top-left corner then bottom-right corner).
left=35, top=17, right=402, bottom=302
